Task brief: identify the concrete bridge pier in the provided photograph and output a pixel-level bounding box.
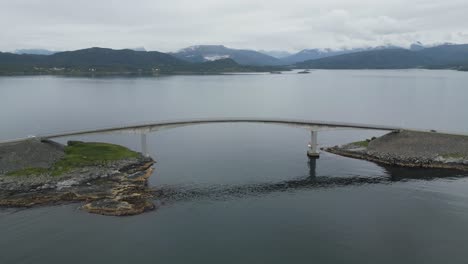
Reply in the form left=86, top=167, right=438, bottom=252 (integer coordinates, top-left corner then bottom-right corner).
left=307, top=130, right=320, bottom=158
left=140, top=133, right=149, bottom=157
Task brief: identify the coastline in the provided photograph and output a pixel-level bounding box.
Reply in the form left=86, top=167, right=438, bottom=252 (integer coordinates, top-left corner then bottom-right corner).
left=0, top=67, right=465, bottom=77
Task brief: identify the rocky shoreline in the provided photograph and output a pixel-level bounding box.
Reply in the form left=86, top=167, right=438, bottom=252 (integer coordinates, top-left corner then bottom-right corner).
left=326, top=130, right=468, bottom=171
left=0, top=139, right=156, bottom=216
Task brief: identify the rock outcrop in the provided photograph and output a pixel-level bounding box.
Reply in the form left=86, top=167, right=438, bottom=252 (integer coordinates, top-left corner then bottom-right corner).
left=326, top=130, right=468, bottom=171
left=0, top=139, right=156, bottom=216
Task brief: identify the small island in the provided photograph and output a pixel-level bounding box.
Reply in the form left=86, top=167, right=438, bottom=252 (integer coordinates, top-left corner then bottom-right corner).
left=0, top=139, right=155, bottom=216
left=326, top=130, right=468, bottom=171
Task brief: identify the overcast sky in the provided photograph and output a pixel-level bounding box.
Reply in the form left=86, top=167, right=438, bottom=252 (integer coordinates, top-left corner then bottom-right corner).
left=2, top=0, right=468, bottom=52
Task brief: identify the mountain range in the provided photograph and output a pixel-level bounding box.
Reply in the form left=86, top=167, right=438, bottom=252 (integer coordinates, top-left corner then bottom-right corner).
left=296, top=44, right=468, bottom=69
left=0, top=47, right=285, bottom=75
left=171, top=45, right=282, bottom=66
left=1, top=43, right=468, bottom=74
left=13, top=47, right=147, bottom=55
left=258, top=50, right=292, bottom=59
left=170, top=45, right=399, bottom=65
left=278, top=45, right=404, bottom=64
left=14, top=49, right=58, bottom=55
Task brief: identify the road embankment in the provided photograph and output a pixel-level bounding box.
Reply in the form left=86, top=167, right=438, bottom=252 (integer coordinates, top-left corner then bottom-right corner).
left=326, top=130, right=468, bottom=171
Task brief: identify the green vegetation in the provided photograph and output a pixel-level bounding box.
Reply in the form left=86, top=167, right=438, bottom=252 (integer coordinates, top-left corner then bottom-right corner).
left=6, top=167, right=49, bottom=177
left=51, top=141, right=139, bottom=176
left=441, top=153, right=467, bottom=159
left=351, top=140, right=370, bottom=148
left=0, top=48, right=288, bottom=76
left=6, top=141, right=140, bottom=177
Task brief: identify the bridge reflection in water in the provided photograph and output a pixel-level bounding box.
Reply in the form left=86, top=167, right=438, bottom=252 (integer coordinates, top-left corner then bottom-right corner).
left=153, top=158, right=468, bottom=203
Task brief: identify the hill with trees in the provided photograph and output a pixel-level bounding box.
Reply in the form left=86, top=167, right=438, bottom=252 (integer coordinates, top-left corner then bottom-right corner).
left=295, top=44, right=468, bottom=69
left=0, top=47, right=286, bottom=75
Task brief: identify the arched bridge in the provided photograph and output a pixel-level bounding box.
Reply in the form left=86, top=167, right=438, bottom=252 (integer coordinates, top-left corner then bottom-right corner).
left=0, top=118, right=451, bottom=158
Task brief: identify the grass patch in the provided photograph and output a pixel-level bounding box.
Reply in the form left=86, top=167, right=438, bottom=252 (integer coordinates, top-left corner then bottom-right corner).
left=6, top=141, right=140, bottom=177
left=6, top=167, right=49, bottom=177
left=351, top=140, right=370, bottom=148
left=50, top=142, right=140, bottom=176
left=441, top=153, right=466, bottom=159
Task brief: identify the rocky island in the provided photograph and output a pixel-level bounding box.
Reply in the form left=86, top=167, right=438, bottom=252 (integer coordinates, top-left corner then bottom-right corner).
left=0, top=139, right=155, bottom=216
left=326, top=130, right=468, bottom=171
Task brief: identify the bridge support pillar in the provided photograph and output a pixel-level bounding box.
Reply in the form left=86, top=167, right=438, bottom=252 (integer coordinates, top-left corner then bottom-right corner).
left=141, top=133, right=149, bottom=157
left=307, top=131, right=320, bottom=158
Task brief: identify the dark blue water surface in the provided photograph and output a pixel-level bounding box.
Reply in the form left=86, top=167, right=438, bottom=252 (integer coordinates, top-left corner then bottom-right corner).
left=1, top=70, right=468, bottom=264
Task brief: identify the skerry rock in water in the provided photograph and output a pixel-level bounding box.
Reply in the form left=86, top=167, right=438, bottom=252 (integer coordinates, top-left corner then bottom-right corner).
left=326, top=130, right=468, bottom=171
left=0, top=139, right=156, bottom=216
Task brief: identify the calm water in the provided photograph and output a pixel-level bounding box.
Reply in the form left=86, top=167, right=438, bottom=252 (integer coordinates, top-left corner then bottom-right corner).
left=1, top=70, right=468, bottom=263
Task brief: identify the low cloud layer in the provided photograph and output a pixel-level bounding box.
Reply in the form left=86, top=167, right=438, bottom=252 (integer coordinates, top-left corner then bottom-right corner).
left=2, top=0, right=468, bottom=52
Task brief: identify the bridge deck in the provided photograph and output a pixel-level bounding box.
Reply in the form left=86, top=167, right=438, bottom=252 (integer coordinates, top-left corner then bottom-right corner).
left=1, top=118, right=465, bottom=145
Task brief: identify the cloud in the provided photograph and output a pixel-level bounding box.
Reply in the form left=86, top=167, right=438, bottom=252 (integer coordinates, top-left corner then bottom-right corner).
left=1, top=0, right=468, bottom=52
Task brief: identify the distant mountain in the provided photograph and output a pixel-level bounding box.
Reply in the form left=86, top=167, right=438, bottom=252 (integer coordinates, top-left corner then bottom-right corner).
left=258, top=50, right=292, bottom=59
left=14, top=49, right=57, bottom=55
left=417, top=44, right=468, bottom=66
left=43, top=47, right=184, bottom=69
left=130, top=47, right=147, bottom=52
left=295, top=44, right=468, bottom=69
left=175, top=58, right=284, bottom=73
left=280, top=49, right=349, bottom=65
left=281, top=45, right=402, bottom=65
left=14, top=47, right=148, bottom=55
left=0, top=52, right=46, bottom=66
left=409, top=42, right=425, bottom=51
left=172, top=45, right=282, bottom=66
left=296, top=49, right=431, bottom=69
